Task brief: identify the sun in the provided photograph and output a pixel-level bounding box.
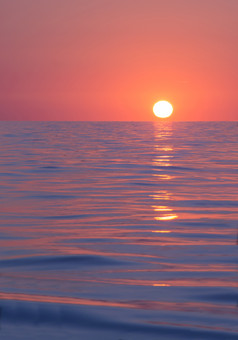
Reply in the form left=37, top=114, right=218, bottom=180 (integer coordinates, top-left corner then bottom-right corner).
left=153, top=100, right=173, bottom=118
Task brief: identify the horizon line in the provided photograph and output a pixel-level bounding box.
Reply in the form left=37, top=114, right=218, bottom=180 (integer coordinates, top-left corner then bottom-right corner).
left=0, top=120, right=237, bottom=123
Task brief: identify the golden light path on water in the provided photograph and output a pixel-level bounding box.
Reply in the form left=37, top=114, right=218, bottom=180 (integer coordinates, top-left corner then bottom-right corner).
left=152, top=124, right=178, bottom=230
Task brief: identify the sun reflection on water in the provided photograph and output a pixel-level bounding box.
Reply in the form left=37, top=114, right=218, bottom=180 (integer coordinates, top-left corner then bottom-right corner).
left=155, top=215, right=178, bottom=221
left=153, top=283, right=171, bottom=287
left=152, top=123, right=178, bottom=223
left=153, top=206, right=173, bottom=212
left=151, top=230, right=171, bottom=233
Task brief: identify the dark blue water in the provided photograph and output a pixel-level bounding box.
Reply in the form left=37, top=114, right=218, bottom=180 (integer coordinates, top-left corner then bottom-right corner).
left=0, top=122, right=237, bottom=339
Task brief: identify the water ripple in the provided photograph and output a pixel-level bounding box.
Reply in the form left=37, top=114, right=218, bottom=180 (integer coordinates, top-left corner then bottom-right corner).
left=0, top=122, right=237, bottom=339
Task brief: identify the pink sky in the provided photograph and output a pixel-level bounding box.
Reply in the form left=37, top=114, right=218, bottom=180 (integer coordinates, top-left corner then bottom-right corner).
left=1, top=0, right=237, bottom=121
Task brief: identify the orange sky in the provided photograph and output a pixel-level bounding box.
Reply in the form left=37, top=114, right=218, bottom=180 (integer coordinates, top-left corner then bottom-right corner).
left=1, top=0, right=237, bottom=121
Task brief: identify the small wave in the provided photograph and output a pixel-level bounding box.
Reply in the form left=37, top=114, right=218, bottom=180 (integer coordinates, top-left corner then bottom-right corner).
left=0, top=300, right=237, bottom=339
left=154, top=165, right=196, bottom=171
left=0, top=255, right=126, bottom=269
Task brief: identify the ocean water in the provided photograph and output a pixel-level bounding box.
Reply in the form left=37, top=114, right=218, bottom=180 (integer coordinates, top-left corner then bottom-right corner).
left=0, top=121, right=237, bottom=340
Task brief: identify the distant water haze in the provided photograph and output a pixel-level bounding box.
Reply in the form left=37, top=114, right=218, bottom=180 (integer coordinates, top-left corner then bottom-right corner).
left=0, top=121, right=237, bottom=339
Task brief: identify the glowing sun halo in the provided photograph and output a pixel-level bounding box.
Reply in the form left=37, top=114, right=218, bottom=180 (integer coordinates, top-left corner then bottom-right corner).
left=153, top=101, right=173, bottom=118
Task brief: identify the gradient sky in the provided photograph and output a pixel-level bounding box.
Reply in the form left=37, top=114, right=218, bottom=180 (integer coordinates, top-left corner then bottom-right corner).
left=1, top=0, right=238, bottom=121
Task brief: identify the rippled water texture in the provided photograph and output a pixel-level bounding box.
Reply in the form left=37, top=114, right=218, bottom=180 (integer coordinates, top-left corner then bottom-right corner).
left=0, top=122, right=237, bottom=339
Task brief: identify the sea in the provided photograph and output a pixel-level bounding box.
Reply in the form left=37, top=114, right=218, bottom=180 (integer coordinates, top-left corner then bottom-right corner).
left=0, top=121, right=237, bottom=340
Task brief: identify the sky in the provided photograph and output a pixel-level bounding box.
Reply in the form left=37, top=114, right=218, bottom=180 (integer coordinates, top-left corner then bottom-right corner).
left=0, top=0, right=238, bottom=121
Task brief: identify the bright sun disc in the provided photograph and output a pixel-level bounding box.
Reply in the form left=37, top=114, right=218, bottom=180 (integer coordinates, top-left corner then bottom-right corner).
left=153, top=101, right=173, bottom=118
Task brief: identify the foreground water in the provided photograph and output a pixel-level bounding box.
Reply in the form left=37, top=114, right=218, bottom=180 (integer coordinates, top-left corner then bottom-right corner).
left=0, top=121, right=237, bottom=339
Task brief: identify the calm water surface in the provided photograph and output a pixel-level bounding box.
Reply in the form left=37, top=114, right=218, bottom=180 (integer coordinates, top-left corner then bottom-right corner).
left=0, top=122, right=237, bottom=339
